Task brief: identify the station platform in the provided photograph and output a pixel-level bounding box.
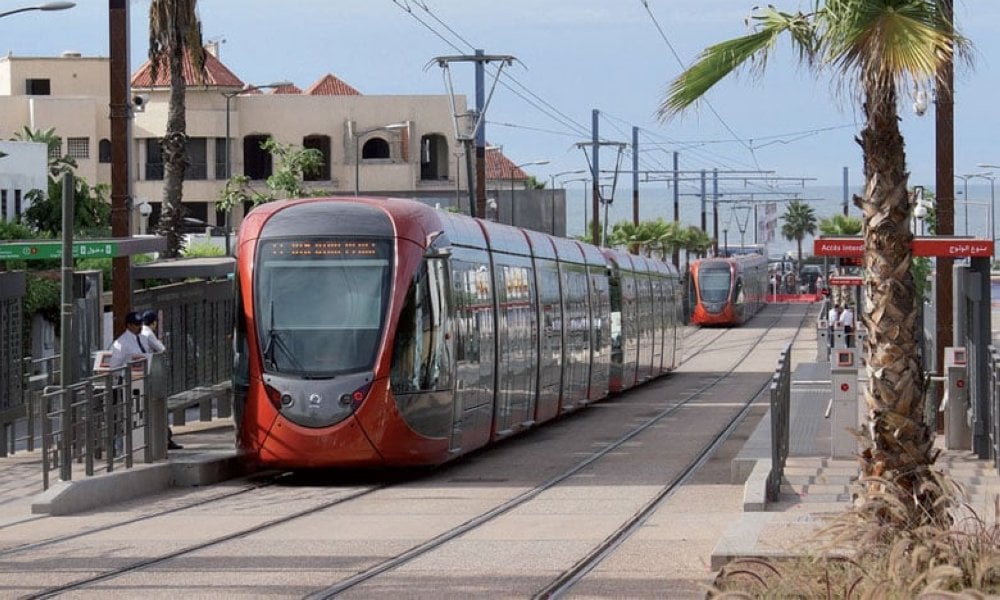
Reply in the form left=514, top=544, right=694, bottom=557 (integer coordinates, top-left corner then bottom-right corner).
left=2, top=337, right=998, bottom=589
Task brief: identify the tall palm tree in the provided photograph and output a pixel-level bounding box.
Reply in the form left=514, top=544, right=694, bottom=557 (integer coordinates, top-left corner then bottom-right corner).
left=660, top=2, right=968, bottom=523
left=780, top=200, right=818, bottom=269
left=148, top=0, right=206, bottom=258
left=608, top=220, right=642, bottom=254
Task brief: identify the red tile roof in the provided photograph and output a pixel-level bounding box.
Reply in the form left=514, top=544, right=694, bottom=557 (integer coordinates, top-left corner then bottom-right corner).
left=305, top=73, right=361, bottom=96
left=486, top=147, right=528, bottom=181
left=270, top=84, right=302, bottom=95
left=131, top=47, right=244, bottom=88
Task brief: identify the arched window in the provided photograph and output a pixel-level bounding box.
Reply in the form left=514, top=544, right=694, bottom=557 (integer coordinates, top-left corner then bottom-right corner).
left=243, top=134, right=272, bottom=180
left=420, top=134, right=449, bottom=181
left=361, top=137, right=390, bottom=160
left=98, top=139, right=112, bottom=163
left=303, top=134, right=331, bottom=181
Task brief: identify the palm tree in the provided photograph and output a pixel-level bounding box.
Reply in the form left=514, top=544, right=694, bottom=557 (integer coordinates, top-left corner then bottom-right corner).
left=818, top=214, right=863, bottom=236
left=148, top=0, right=206, bottom=258
left=780, top=200, right=817, bottom=269
left=660, top=2, right=968, bottom=523
left=608, top=220, right=641, bottom=254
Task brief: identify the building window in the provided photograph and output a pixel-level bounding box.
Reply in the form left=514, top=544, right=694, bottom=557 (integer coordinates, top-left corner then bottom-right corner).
left=98, top=139, right=112, bottom=163
left=215, top=137, right=228, bottom=180
left=67, top=137, right=90, bottom=159
left=48, top=142, right=61, bottom=160
left=13, top=190, right=22, bottom=220
left=243, top=134, right=272, bottom=180
left=186, top=137, right=207, bottom=180
left=362, top=137, right=391, bottom=160
left=1, top=190, right=7, bottom=220
left=25, top=78, right=51, bottom=95
left=420, top=134, right=449, bottom=181
left=145, top=138, right=164, bottom=180
left=303, top=134, right=331, bottom=181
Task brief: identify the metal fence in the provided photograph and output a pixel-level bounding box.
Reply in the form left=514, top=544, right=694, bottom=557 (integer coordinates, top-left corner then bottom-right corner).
left=767, top=342, right=793, bottom=503
left=991, top=345, right=1000, bottom=473
left=134, top=279, right=234, bottom=399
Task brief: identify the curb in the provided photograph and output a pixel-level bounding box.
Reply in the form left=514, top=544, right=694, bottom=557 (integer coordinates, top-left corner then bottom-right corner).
left=30, top=452, right=250, bottom=516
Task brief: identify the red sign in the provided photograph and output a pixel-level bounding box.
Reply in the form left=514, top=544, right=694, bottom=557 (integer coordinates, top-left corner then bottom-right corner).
left=957, top=379, right=965, bottom=389
left=814, top=238, right=864, bottom=257
left=829, top=276, right=863, bottom=286
left=814, top=236, right=994, bottom=258
left=911, top=238, right=994, bottom=258
left=840, top=383, right=850, bottom=392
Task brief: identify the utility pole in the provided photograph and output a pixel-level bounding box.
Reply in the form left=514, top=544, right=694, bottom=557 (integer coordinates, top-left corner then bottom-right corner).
left=842, top=166, right=850, bottom=216
left=632, top=126, right=639, bottom=226
left=672, top=151, right=680, bottom=268
left=109, top=0, right=131, bottom=334
left=430, top=50, right=516, bottom=221
left=712, top=168, right=719, bottom=254
left=591, top=109, right=601, bottom=245
left=700, top=170, right=707, bottom=232
left=935, top=0, right=955, bottom=402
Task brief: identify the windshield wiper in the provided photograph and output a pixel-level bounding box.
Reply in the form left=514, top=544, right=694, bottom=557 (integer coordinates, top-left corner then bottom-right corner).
left=261, top=302, right=305, bottom=373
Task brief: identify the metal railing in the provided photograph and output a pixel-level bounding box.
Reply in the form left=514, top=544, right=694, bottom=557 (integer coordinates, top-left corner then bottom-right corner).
left=767, top=342, right=793, bottom=502
left=37, top=357, right=167, bottom=490
left=990, top=345, right=1000, bottom=473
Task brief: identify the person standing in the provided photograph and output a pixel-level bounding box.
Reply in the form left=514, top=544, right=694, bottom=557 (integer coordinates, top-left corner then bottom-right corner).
left=140, top=309, right=183, bottom=450
left=839, top=304, right=855, bottom=348
left=109, top=311, right=148, bottom=371
left=827, top=303, right=841, bottom=349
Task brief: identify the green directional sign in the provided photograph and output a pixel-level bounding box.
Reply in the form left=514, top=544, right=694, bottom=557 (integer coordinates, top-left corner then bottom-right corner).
left=0, top=241, right=120, bottom=261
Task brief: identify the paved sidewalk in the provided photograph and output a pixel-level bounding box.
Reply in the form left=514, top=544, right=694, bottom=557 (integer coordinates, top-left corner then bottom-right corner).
left=0, top=418, right=240, bottom=519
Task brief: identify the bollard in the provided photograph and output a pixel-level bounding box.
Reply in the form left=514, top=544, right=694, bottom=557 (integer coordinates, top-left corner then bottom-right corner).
left=831, top=322, right=847, bottom=350
left=816, top=319, right=830, bottom=362
left=830, top=348, right=859, bottom=459
left=944, top=347, right=971, bottom=450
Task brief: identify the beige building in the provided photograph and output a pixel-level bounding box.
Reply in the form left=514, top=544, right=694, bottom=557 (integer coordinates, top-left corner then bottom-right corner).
left=0, top=48, right=492, bottom=233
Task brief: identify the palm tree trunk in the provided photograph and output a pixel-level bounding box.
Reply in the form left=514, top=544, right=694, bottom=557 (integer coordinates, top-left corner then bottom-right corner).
left=156, top=47, right=189, bottom=258
left=855, top=74, right=937, bottom=518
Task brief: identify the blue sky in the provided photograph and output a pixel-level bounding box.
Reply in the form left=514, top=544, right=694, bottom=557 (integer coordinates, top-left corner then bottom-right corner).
left=3, top=0, right=998, bottom=197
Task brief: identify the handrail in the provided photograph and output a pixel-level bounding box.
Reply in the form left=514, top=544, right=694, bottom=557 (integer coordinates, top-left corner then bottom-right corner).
left=767, top=342, right=793, bottom=502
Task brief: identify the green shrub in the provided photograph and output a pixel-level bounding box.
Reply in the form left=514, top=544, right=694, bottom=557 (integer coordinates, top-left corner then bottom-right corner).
left=183, top=241, right=225, bottom=258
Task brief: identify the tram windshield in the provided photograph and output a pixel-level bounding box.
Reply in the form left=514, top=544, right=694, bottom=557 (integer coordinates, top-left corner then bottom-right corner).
left=698, top=265, right=733, bottom=303
left=255, top=238, right=393, bottom=377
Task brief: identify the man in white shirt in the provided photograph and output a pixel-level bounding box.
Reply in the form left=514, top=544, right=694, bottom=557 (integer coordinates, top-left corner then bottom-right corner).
left=827, top=303, right=841, bottom=349
left=140, top=310, right=166, bottom=354
left=139, top=309, right=183, bottom=450
left=839, top=304, right=855, bottom=348
left=109, top=311, right=148, bottom=370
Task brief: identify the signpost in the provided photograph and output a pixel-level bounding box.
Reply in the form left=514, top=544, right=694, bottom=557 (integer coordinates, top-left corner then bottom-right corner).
left=814, top=236, right=994, bottom=258
left=0, top=237, right=163, bottom=262
left=0, top=241, right=120, bottom=261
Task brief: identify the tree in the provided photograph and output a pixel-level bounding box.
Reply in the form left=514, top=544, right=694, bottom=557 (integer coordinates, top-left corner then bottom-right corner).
left=818, top=214, right=863, bottom=236
left=780, top=200, right=818, bottom=269
left=660, top=2, right=969, bottom=524
left=12, top=126, right=76, bottom=178
left=148, top=0, right=206, bottom=258
left=217, top=139, right=324, bottom=212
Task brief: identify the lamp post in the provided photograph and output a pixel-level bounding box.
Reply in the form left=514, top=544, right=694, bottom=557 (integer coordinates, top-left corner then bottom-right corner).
left=354, top=122, right=408, bottom=196
left=509, top=159, right=548, bottom=227
left=549, top=169, right=585, bottom=236
left=222, top=80, right=292, bottom=255
left=0, top=1, right=73, bottom=18
left=954, top=173, right=974, bottom=235
left=977, top=164, right=1000, bottom=260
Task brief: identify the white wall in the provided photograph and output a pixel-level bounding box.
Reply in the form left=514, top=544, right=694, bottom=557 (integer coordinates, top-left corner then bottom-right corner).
left=0, top=140, right=47, bottom=221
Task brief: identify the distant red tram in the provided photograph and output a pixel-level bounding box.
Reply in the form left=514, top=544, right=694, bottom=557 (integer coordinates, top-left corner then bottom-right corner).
left=689, top=254, right=768, bottom=326
left=231, top=197, right=686, bottom=468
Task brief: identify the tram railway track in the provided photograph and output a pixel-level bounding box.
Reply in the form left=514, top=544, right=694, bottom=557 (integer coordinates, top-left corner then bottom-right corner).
left=5, top=303, right=813, bottom=599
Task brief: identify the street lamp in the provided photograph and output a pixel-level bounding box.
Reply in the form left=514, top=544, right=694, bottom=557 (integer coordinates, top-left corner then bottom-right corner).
left=222, top=80, right=292, bottom=255
left=549, top=169, right=586, bottom=236
left=509, top=159, right=549, bottom=227
left=970, top=170, right=997, bottom=258
left=0, top=1, right=74, bottom=18
left=954, top=173, right=974, bottom=235
left=353, top=122, right=408, bottom=196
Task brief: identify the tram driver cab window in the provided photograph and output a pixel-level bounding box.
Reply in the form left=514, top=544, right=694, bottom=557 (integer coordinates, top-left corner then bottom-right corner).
left=391, top=258, right=452, bottom=394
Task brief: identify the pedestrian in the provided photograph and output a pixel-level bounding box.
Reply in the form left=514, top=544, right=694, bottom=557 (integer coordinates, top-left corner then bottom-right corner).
left=839, top=304, right=855, bottom=348
left=140, top=309, right=183, bottom=450
left=108, top=310, right=148, bottom=372
left=827, top=303, right=841, bottom=349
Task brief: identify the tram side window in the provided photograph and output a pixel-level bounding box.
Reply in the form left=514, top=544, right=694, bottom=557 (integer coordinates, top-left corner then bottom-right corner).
left=391, top=259, right=452, bottom=393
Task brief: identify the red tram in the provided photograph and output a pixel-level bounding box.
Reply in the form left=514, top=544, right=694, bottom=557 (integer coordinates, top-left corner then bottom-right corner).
left=231, top=197, right=685, bottom=468
left=689, top=253, right=768, bottom=326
